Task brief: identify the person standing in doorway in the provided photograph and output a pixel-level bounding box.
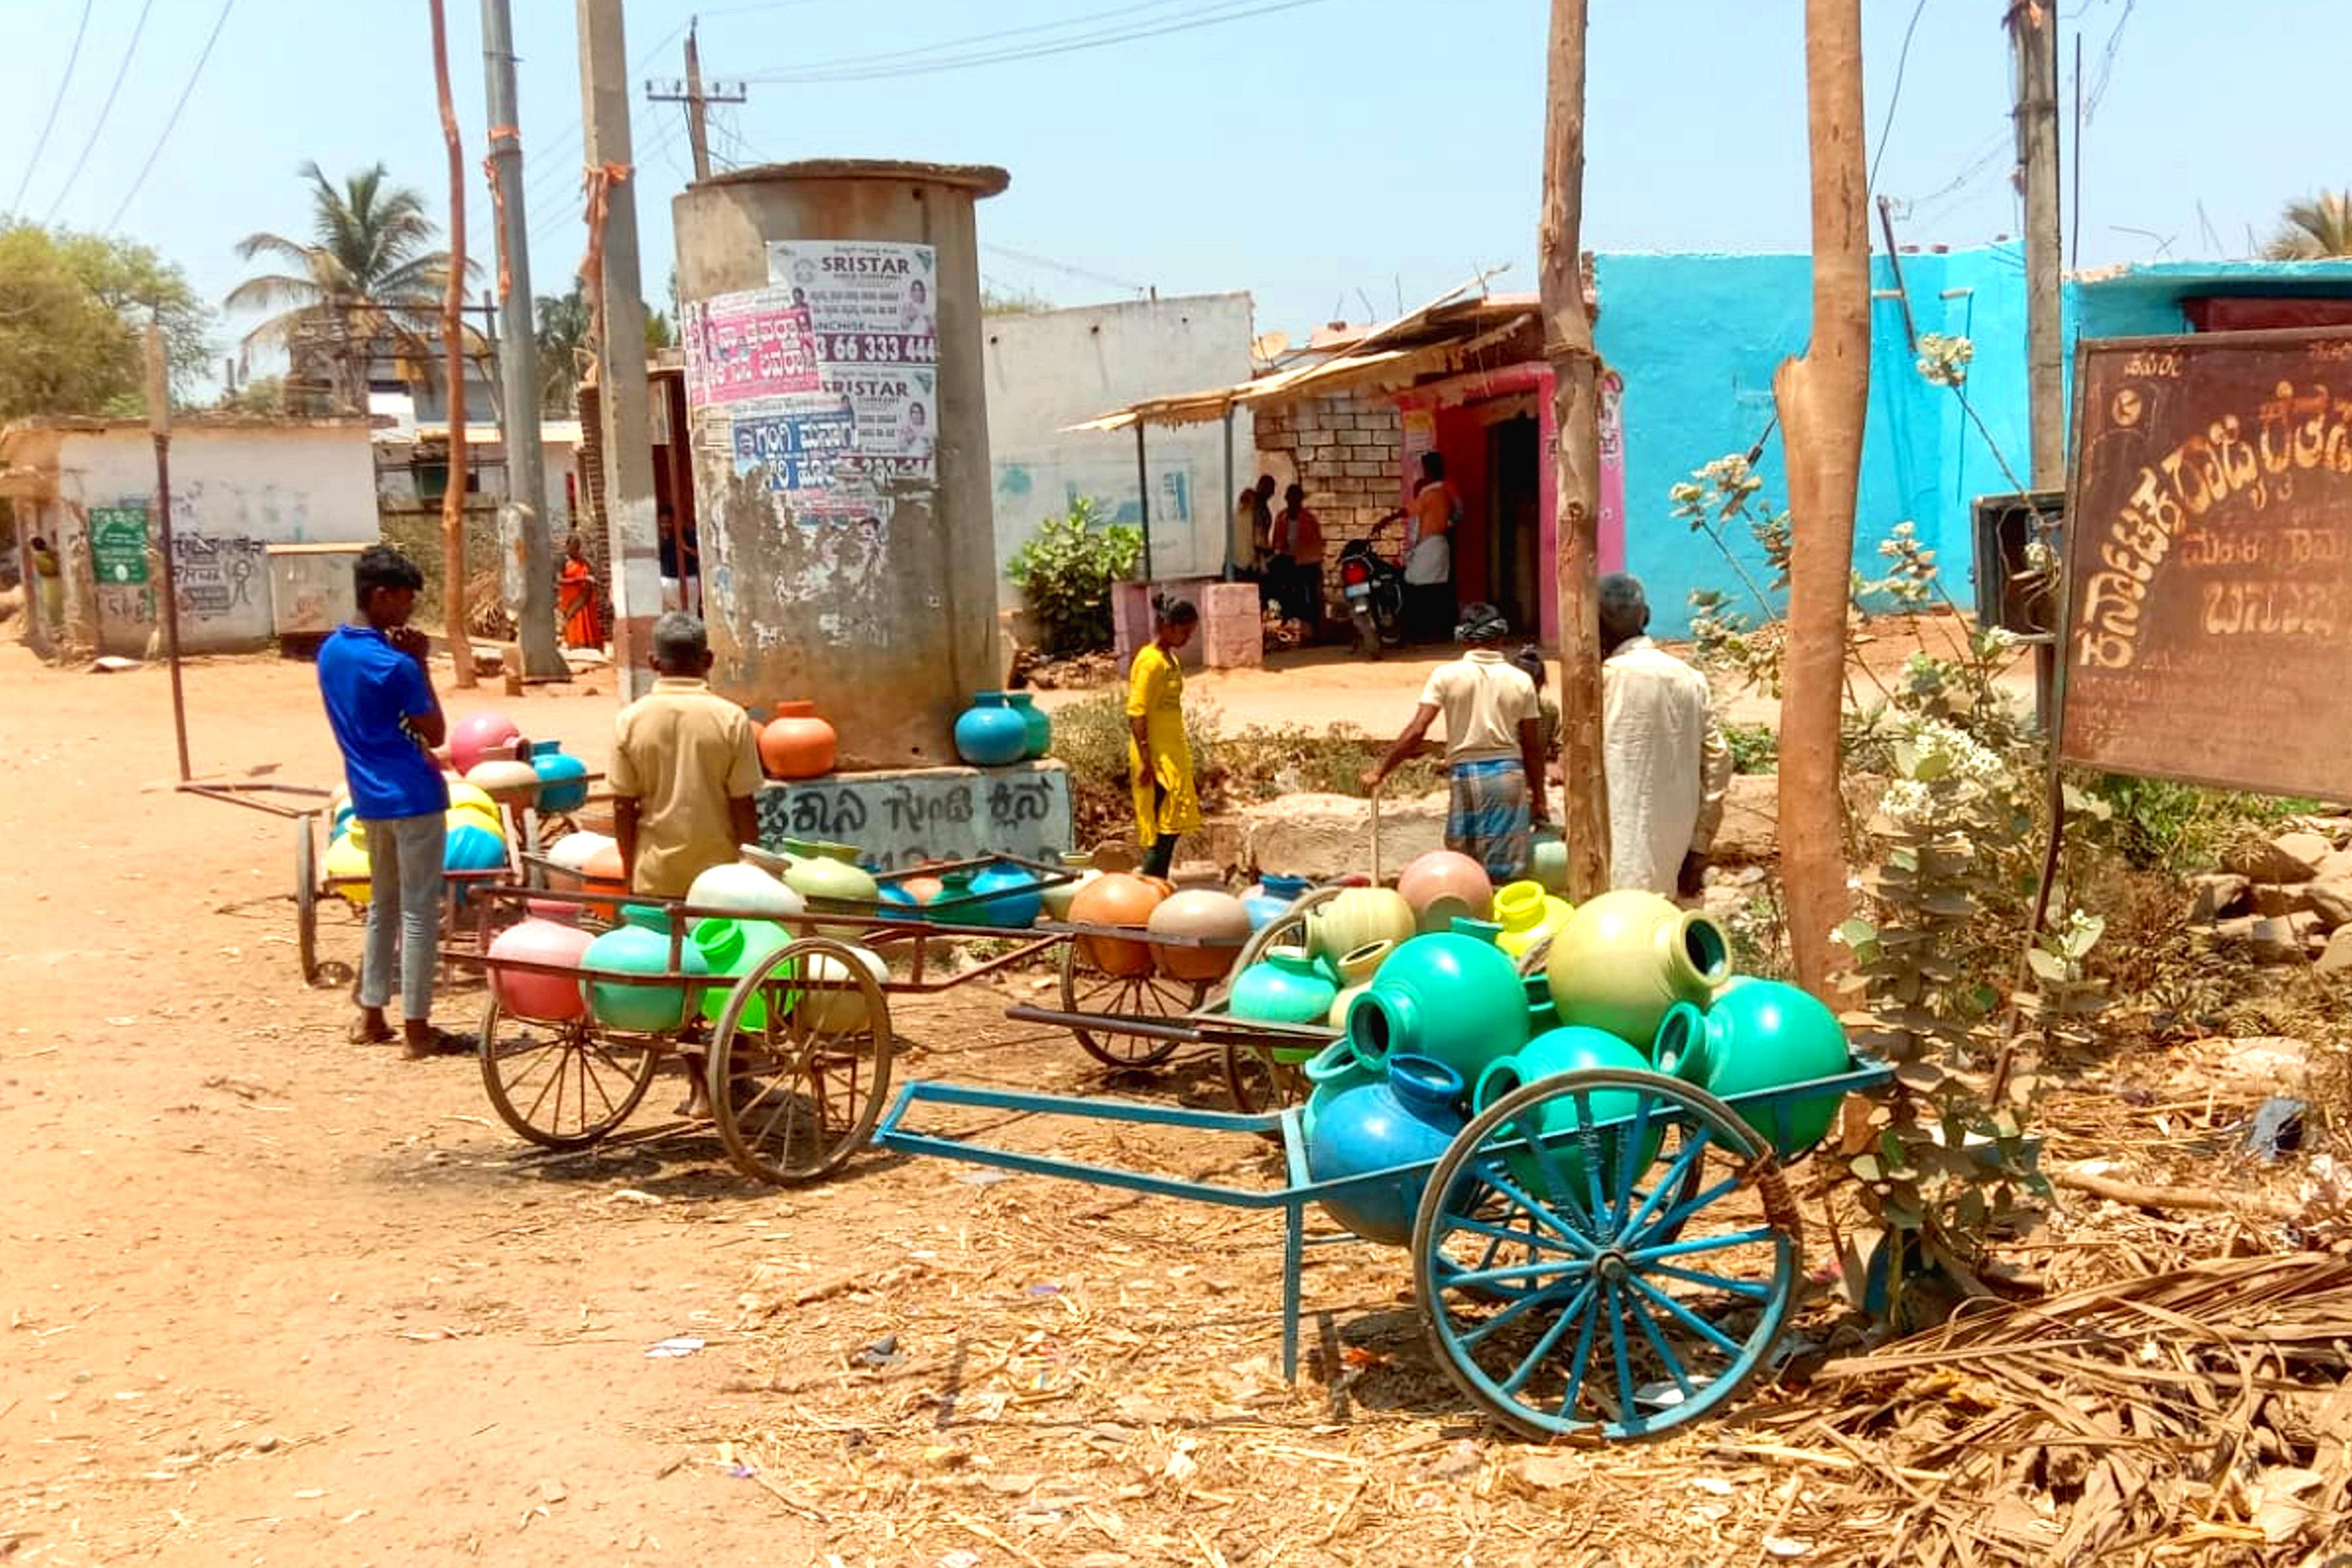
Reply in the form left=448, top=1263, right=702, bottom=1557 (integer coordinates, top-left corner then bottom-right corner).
left=1403, top=451, right=1460, bottom=644
left=28, top=536, right=62, bottom=637
left=318, top=545, right=464, bottom=1059
left=609, top=612, right=764, bottom=899
left=1592, top=574, right=1731, bottom=898
left=1267, top=482, right=1325, bottom=633
left=1362, top=602, right=1549, bottom=883
left=1250, top=474, right=1277, bottom=560
left=1127, top=596, right=1203, bottom=880
left=557, top=532, right=602, bottom=650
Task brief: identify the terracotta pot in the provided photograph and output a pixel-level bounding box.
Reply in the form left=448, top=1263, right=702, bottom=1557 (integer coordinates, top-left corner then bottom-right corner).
left=1147, top=889, right=1253, bottom=982
left=1068, top=871, right=1165, bottom=977
left=1544, top=889, right=1731, bottom=1050
left=1395, top=850, right=1494, bottom=932
left=759, top=700, right=838, bottom=780
left=582, top=843, right=627, bottom=920
left=1307, top=886, right=1417, bottom=965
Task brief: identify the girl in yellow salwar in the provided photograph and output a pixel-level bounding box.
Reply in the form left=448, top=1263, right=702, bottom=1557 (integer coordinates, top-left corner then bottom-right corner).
left=1126, top=596, right=1201, bottom=878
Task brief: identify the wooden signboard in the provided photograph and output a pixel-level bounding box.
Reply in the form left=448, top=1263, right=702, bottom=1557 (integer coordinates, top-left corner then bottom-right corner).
left=2060, top=329, right=2352, bottom=800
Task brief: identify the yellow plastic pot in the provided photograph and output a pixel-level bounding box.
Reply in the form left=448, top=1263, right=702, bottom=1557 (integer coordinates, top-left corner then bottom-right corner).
left=1544, top=889, right=1731, bottom=1051
left=1491, top=881, right=1571, bottom=960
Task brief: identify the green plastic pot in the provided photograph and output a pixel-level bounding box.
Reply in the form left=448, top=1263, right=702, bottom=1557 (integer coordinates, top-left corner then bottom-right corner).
left=1231, top=947, right=1339, bottom=1059
left=1346, top=930, right=1529, bottom=1086
left=1653, top=980, right=1850, bottom=1156
left=1472, top=1025, right=1659, bottom=1198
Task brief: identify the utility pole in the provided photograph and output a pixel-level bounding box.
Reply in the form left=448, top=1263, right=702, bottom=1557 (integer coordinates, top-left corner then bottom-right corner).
left=582, top=0, right=662, bottom=697
left=481, top=0, right=564, bottom=680
left=647, top=24, right=747, bottom=183
left=428, top=0, right=477, bottom=687
left=2010, top=0, right=2063, bottom=489
left=1540, top=0, right=1609, bottom=902
left=1772, top=0, right=1870, bottom=999
left=148, top=319, right=190, bottom=783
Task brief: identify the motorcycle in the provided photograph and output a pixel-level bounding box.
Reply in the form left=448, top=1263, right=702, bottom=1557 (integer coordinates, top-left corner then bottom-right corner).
left=1337, top=515, right=1408, bottom=658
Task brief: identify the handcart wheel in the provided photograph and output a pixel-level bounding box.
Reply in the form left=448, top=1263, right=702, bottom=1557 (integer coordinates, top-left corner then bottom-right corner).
left=1058, top=941, right=1202, bottom=1070
left=477, top=997, right=663, bottom=1150
left=1413, top=1067, right=1802, bottom=1442
left=1220, top=1041, right=1309, bottom=1116
left=708, top=936, right=893, bottom=1186
left=294, top=816, right=323, bottom=987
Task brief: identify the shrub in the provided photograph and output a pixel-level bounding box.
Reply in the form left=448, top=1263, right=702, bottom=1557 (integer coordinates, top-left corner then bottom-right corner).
left=1006, top=498, right=1142, bottom=655
left=1724, top=720, right=1778, bottom=775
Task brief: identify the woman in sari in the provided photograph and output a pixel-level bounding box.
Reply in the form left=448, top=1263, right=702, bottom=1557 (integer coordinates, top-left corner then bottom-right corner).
left=557, top=533, right=602, bottom=649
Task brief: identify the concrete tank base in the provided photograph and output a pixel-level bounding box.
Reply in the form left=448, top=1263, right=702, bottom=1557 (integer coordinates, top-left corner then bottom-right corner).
left=754, top=760, right=1071, bottom=875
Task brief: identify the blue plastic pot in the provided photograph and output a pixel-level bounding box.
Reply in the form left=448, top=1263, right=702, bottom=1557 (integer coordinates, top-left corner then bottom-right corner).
left=529, top=739, right=591, bottom=814
left=1305, top=1054, right=1467, bottom=1246
left=1345, top=930, right=1529, bottom=1086
left=969, top=861, right=1044, bottom=929
left=954, top=692, right=1030, bottom=767
left=1654, top=981, right=1850, bottom=1155
left=1243, top=873, right=1313, bottom=931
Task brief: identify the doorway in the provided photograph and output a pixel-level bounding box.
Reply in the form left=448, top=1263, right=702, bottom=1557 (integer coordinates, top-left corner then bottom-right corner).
left=1485, top=414, right=1542, bottom=636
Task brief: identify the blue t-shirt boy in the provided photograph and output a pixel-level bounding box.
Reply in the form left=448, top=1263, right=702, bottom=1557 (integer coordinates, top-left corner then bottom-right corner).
left=318, top=624, right=450, bottom=820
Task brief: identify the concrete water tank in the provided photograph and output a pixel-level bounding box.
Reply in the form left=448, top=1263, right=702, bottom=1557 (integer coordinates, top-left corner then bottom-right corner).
left=672, top=160, right=1009, bottom=769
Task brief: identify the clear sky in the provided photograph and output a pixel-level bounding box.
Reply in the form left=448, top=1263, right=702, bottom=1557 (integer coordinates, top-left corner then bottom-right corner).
left=5, top=0, right=2346, bottom=377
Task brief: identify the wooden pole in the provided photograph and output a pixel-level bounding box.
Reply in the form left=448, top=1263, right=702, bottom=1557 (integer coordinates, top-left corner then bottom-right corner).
left=2010, top=0, right=2064, bottom=489
left=1541, top=0, right=1608, bottom=901
left=1772, top=0, right=1871, bottom=996
left=147, top=319, right=190, bottom=783
left=428, top=0, right=477, bottom=687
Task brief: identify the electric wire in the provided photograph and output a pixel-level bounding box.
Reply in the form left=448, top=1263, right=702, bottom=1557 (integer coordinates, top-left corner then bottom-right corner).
left=104, top=0, right=235, bottom=232
left=44, top=0, right=158, bottom=224
left=745, top=0, right=1335, bottom=84
left=1866, top=0, right=1930, bottom=197
left=13, top=0, right=97, bottom=214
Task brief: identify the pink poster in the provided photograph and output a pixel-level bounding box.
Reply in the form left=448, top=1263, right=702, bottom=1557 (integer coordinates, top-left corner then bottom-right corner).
left=684, top=286, right=821, bottom=409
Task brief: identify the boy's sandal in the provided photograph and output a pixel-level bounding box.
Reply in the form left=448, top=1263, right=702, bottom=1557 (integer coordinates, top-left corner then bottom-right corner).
left=401, top=1028, right=475, bottom=1060
left=348, top=1018, right=397, bottom=1045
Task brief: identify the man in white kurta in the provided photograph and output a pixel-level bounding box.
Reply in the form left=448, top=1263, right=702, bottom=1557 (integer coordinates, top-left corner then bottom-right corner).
left=1598, top=574, right=1732, bottom=897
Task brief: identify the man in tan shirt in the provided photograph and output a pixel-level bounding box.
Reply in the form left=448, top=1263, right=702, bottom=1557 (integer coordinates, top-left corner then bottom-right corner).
left=1363, top=603, right=1549, bottom=882
left=609, top=612, right=763, bottom=898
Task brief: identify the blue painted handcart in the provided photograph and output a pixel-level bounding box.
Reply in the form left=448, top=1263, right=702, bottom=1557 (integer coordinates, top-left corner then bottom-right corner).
left=871, top=1051, right=1891, bottom=1441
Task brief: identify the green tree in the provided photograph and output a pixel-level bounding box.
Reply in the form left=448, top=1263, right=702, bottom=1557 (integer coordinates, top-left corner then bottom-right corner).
left=0, top=223, right=210, bottom=420
left=534, top=287, right=589, bottom=414
left=225, top=161, right=459, bottom=413
left=2262, top=189, right=2352, bottom=259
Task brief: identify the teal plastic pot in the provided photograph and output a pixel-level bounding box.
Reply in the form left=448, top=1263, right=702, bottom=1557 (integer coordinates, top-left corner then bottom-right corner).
left=1005, top=691, right=1052, bottom=760
left=1231, top=948, right=1338, bottom=1060
left=1305, top=1054, right=1467, bottom=1246
left=970, top=861, right=1044, bottom=929
left=1654, top=981, right=1850, bottom=1156
left=1473, top=1026, right=1659, bottom=1198
left=529, top=738, right=590, bottom=813
left=1345, top=930, right=1528, bottom=1087
left=954, top=692, right=1029, bottom=767
left=582, top=923, right=710, bottom=1034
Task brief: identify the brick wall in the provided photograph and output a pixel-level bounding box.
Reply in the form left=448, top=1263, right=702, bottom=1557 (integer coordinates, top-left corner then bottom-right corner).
left=1251, top=390, right=1404, bottom=618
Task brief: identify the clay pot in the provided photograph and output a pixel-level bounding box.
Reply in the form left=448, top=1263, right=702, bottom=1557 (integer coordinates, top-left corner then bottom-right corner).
left=1323, top=939, right=1396, bottom=1029
left=582, top=843, right=627, bottom=920
left=758, top=700, right=838, bottom=780
left=1147, top=889, right=1253, bottom=982
left=1005, top=691, right=1051, bottom=760
left=1068, top=872, right=1166, bottom=977
left=1396, top=850, right=1494, bottom=932
left=488, top=917, right=596, bottom=1022
left=450, top=710, right=526, bottom=776
left=1492, top=881, right=1572, bottom=960
left=1346, top=929, right=1528, bottom=1085
left=954, top=692, right=1029, bottom=767
left=686, top=861, right=806, bottom=921
left=1544, top=890, right=1731, bottom=1051
left=1654, top=983, right=1850, bottom=1155
left=1306, top=886, right=1416, bottom=966
left=466, top=758, right=543, bottom=806
left=1305, top=1055, right=1468, bottom=1246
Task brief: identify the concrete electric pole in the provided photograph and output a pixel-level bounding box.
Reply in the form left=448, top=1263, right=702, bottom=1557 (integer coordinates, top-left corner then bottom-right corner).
left=428, top=0, right=477, bottom=687
left=580, top=0, right=663, bottom=698
left=1539, top=0, right=1610, bottom=902
left=482, top=0, right=564, bottom=680
left=647, top=23, right=747, bottom=183
left=2009, top=0, right=2064, bottom=489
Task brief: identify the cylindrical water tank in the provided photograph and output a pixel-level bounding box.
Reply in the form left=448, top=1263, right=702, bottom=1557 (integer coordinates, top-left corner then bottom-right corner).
left=672, top=160, right=1010, bottom=768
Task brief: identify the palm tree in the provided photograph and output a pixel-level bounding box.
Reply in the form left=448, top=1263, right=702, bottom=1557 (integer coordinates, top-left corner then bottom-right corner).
left=225, top=162, right=456, bottom=413
left=2263, top=189, right=2352, bottom=260
left=534, top=287, right=589, bottom=415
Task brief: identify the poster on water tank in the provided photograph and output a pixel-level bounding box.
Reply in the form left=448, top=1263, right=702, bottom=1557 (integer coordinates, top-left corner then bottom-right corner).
left=765, top=240, right=941, bottom=366
left=682, top=285, right=820, bottom=409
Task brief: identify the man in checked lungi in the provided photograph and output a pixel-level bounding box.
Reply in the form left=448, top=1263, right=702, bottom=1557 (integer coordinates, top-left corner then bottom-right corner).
left=1362, top=603, right=1550, bottom=883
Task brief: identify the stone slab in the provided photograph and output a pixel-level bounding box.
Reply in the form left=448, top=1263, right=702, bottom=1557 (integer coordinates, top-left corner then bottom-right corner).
left=1200, top=581, right=1262, bottom=670
left=755, top=761, right=1071, bottom=875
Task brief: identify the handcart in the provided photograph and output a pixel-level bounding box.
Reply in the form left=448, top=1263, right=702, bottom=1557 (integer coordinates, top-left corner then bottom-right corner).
left=870, top=1050, right=1892, bottom=1442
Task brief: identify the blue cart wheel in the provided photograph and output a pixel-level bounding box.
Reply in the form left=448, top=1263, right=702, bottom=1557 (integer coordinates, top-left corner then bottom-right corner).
left=1412, top=1067, right=1802, bottom=1442
left=709, top=937, right=894, bottom=1185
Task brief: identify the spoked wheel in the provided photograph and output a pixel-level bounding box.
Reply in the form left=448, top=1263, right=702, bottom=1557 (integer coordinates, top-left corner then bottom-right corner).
left=1220, top=1040, right=1310, bottom=1116
left=478, top=997, right=664, bottom=1151
left=708, top=937, right=894, bottom=1186
left=1413, top=1068, right=1802, bottom=1442
left=294, top=816, right=323, bottom=987
left=1058, top=941, right=1203, bottom=1070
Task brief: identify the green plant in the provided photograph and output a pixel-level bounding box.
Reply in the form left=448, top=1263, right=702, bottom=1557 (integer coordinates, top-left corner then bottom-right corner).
left=1048, top=688, right=1221, bottom=846
left=1724, top=721, right=1778, bottom=775
left=2075, top=774, right=2318, bottom=875
left=1005, top=498, right=1143, bottom=655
